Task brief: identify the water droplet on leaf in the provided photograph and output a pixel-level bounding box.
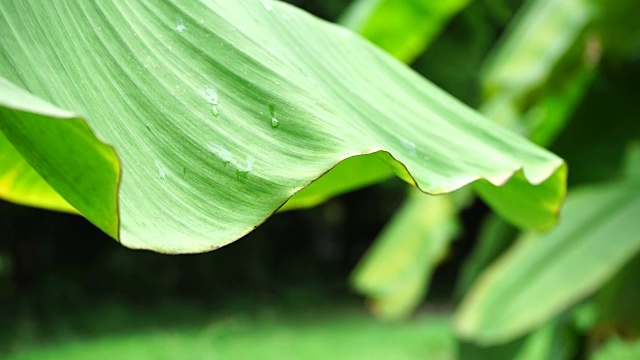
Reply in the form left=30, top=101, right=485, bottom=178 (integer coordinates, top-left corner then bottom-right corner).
left=262, top=0, right=273, bottom=11
left=399, top=137, right=417, bottom=156
left=268, top=104, right=279, bottom=128
left=243, top=156, right=255, bottom=172
left=207, top=144, right=233, bottom=167
left=175, top=18, right=186, bottom=33
left=154, top=161, right=168, bottom=181
left=202, top=86, right=220, bottom=116
left=235, top=156, right=255, bottom=180
left=207, top=144, right=255, bottom=179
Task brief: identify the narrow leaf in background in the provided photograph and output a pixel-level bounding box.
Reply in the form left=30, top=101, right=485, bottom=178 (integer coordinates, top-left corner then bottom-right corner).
left=456, top=178, right=640, bottom=344
left=351, top=192, right=460, bottom=319
left=479, top=0, right=597, bottom=136
left=481, top=0, right=595, bottom=102
left=455, top=214, right=518, bottom=300
left=339, top=0, right=471, bottom=63
left=592, top=338, right=640, bottom=360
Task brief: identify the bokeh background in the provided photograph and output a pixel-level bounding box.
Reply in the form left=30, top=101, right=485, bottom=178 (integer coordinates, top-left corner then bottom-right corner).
left=2, top=0, right=640, bottom=359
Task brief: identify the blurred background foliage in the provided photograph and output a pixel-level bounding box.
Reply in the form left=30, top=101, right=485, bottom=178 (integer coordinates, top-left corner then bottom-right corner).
left=2, top=0, right=640, bottom=358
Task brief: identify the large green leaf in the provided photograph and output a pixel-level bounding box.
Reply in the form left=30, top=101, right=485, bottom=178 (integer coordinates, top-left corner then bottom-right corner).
left=0, top=0, right=563, bottom=252
left=455, top=178, right=640, bottom=344
left=474, top=166, right=567, bottom=230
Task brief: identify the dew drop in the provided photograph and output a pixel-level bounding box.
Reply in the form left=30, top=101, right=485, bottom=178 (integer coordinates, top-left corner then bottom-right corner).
left=268, top=104, right=279, bottom=128
left=235, top=156, right=255, bottom=180
left=399, top=137, right=417, bottom=156
left=207, top=144, right=255, bottom=178
left=207, top=144, right=233, bottom=167
left=154, top=160, right=167, bottom=181
left=203, top=87, right=219, bottom=104
left=242, top=156, right=255, bottom=172
left=202, top=86, right=220, bottom=116
left=175, top=18, right=186, bottom=33
left=262, top=0, right=273, bottom=11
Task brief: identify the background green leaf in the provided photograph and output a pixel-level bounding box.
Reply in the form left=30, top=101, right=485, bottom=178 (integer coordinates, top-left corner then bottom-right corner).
left=339, top=0, right=471, bottom=63
left=479, top=0, right=597, bottom=139
left=455, top=214, right=518, bottom=299
left=481, top=0, right=595, bottom=100
left=593, top=338, right=640, bottom=360
left=350, top=192, right=460, bottom=319
left=456, top=178, right=640, bottom=344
